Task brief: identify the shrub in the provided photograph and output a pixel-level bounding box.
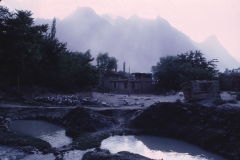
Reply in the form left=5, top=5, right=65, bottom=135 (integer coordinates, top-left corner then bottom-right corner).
left=175, top=99, right=182, bottom=103
left=227, top=100, right=238, bottom=104
left=213, top=99, right=227, bottom=105
left=236, top=93, right=240, bottom=101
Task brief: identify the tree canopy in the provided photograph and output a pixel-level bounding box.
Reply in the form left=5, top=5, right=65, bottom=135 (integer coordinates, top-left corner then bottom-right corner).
left=96, top=52, right=118, bottom=73
left=0, top=6, right=100, bottom=91
left=152, top=50, right=219, bottom=91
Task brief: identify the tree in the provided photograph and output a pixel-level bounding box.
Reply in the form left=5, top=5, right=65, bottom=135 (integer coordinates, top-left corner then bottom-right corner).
left=50, top=17, right=56, bottom=39
left=152, top=56, right=180, bottom=90
left=58, top=50, right=100, bottom=90
left=96, top=52, right=118, bottom=73
left=152, top=50, right=219, bottom=91
left=0, top=6, right=48, bottom=88
left=0, top=6, right=102, bottom=91
left=107, top=57, right=118, bottom=72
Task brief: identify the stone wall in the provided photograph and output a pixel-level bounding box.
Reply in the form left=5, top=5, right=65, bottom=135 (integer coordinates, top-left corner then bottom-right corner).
left=100, top=73, right=153, bottom=93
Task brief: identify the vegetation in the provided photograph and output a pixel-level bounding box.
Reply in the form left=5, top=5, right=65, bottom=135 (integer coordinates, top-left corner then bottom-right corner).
left=0, top=6, right=223, bottom=93
left=118, top=70, right=132, bottom=79
left=212, top=99, right=227, bottom=105
left=0, top=6, right=100, bottom=91
left=236, top=93, right=240, bottom=101
left=227, top=99, right=237, bottom=104
left=212, top=98, right=237, bottom=105
left=96, top=52, right=118, bottom=73
left=152, top=50, right=219, bottom=91
left=117, top=61, right=132, bottom=79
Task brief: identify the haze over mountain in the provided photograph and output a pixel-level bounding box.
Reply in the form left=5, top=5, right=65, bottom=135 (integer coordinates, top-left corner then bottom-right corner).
left=35, top=7, right=240, bottom=72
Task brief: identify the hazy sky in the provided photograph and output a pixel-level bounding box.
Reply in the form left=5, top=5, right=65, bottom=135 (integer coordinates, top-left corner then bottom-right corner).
left=2, top=0, right=240, bottom=63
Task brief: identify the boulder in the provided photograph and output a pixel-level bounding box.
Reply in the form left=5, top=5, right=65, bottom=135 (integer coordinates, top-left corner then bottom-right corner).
left=130, top=102, right=240, bottom=159
left=82, top=148, right=153, bottom=160
left=63, top=107, right=118, bottom=132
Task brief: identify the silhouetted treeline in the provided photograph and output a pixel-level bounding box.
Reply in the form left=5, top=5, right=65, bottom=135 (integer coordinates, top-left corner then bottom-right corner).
left=152, top=50, right=219, bottom=91
left=0, top=6, right=100, bottom=91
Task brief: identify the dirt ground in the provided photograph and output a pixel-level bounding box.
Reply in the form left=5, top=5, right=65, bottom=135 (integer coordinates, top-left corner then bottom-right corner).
left=92, top=91, right=240, bottom=108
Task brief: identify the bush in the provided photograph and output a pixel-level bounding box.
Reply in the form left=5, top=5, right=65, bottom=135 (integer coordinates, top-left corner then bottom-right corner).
left=175, top=99, right=182, bottom=103
left=236, top=93, right=240, bottom=101
left=227, top=100, right=238, bottom=104
left=213, top=99, right=227, bottom=105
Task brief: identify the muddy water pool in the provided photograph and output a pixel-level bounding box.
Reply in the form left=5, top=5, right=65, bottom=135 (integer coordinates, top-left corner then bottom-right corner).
left=1, top=120, right=226, bottom=160
left=101, top=135, right=226, bottom=160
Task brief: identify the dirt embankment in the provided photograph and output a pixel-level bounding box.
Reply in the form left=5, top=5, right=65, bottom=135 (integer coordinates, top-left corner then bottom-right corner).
left=62, top=103, right=240, bottom=159
left=1, top=90, right=240, bottom=159
left=130, top=102, right=240, bottom=159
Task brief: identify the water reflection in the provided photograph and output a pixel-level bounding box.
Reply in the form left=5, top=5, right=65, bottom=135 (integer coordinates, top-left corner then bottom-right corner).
left=9, top=120, right=72, bottom=148
left=101, top=135, right=226, bottom=160
left=22, top=153, right=55, bottom=160
left=63, top=149, right=94, bottom=160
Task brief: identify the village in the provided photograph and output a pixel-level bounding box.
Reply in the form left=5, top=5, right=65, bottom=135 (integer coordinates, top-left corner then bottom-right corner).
left=0, top=3, right=240, bottom=160
left=92, top=70, right=240, bottom=107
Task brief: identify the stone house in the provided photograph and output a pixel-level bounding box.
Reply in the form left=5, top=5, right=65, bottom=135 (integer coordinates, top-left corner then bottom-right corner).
left=99, top=73, right=153, bottom=93
left=181, top=80, right=220, bottom=101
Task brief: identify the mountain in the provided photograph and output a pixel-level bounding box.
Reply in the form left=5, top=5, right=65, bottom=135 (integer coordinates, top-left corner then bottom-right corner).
left=35, top=7, right=240, bottom=72
left=193, top=35, right=240, bottom=71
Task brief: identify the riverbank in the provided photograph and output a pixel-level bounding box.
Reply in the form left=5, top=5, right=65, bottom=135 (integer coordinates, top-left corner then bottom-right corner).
left=0, top=91, right=240, bottom=159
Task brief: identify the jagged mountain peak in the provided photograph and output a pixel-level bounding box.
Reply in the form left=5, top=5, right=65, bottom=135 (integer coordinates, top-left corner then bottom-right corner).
left=75, top=6, right=96, bottom=14
left=203, top=34, right=219, bottom=43
left=102, top=14, right=127, bottom=26
left=129, top=14, right=140, bottom=19
left=102, top=13, right=116, bottom=20
left=194, top=34, right=240, bottom=71
left=155, top=15, right=168, bottom=22
left=64, top=7, right=97, bottom=20
left=35, top=7, right=239, bottom=72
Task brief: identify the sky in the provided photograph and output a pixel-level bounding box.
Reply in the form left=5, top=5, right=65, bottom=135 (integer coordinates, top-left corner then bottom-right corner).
left=1, top=0, right=240, bottom=64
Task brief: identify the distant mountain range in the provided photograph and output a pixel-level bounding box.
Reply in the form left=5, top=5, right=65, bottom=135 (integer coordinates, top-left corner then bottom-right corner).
left=35, top=7, right=240, bottom=72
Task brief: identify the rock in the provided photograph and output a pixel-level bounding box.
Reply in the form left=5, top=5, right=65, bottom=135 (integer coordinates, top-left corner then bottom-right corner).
left=34, top=94, right=81, bottom=106
left=136, top=102, right=144, bottom=107
left=130, top=102, right=240, bottom=159
left=113, top=104, right=119, bottom=107
left=82, top=148, right=153, bottom=160
left=62, top=107, right=118, bottom=132
left=101, top=102, right=107, bottom=106
left=178, top=92, right=184, bottom=96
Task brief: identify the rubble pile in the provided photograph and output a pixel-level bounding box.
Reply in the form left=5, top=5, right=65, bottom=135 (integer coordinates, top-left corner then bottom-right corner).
left=34, top=95, right=81, bottom=106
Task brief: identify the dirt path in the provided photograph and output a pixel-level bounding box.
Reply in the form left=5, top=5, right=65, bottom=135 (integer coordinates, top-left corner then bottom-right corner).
left=92, top=92, right=185, bottom=107
left=93, top=91, right=240, bottom=108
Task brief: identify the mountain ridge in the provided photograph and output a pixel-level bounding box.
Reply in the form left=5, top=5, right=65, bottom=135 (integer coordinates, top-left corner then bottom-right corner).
left=35, top=7, right=240, bottom=72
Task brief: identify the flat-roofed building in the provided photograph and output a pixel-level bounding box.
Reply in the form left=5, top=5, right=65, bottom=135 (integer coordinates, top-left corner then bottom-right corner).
left=100, top=73, right=153, bottom=93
